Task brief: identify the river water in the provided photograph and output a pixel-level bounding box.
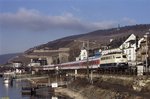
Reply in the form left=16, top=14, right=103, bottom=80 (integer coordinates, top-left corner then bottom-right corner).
left=0, top=77, right=28, bottom=99
left=0, top=77, right=69, bottom=99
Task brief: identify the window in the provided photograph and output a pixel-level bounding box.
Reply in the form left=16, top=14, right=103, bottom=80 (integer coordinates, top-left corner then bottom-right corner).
left=123, top=55, right=126, bottom=58
left=116, top=56, right=121, bottom=58
left=129, top=50, right=131, bottom=55
left=129, top=56, right=131, bottom=61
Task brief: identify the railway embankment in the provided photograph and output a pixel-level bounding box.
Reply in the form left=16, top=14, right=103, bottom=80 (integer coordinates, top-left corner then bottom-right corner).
left=56, top=75, right=150, bottom=99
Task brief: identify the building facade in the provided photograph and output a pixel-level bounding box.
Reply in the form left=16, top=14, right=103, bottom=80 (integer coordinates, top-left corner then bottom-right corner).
left=120, top=34, right=137, bottom=62
left=26, top=48, right=70, bottom=66
left=136, top=36, right=150, bottom=64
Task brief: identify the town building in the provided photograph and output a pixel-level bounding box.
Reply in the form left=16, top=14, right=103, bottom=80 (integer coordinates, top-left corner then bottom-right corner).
left=26, top=48, right=70, bottom=66
left=12, top=62, right=23, bottom=73
left=119, top=34, right=144, bottom=65
left=8, top=48, right=70, bottom=68
left=120, top=34, right=137, bottom=62
left=136, top=35, right=150, bottom=64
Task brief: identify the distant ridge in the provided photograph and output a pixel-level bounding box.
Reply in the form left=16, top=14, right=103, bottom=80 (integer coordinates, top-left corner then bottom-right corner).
left=0, top=53, right=22, bottom=65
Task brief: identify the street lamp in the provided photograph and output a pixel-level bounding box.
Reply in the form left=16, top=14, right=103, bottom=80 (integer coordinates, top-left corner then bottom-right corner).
left=144, top=31, right=149, bottom=74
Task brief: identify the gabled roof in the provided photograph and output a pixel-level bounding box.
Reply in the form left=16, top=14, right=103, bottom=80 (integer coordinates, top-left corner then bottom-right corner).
left=122, top=34, right=136, bottom=44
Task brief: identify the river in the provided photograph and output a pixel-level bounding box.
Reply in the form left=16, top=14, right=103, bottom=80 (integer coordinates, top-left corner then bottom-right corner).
left=0, top=77, right=70, bottom=99
left=0, top=77, right=28, bottom=99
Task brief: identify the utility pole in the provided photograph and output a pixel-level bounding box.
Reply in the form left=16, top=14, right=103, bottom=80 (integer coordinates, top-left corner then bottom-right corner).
left=86, top=40, right=89, bottom=79
left=135, top=36, right=139, bottom=74
left=144, top=31, right=149, bottom=74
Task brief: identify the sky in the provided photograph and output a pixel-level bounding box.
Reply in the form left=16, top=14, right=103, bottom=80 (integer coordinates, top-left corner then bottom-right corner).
left=0, top=0, right=150, bottom=55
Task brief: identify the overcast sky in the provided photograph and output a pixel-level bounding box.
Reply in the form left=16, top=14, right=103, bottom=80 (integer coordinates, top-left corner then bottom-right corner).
left=0, top=0, right=150, bottom=55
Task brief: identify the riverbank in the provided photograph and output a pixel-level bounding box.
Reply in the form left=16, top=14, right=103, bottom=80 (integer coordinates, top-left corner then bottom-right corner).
left=55, top=75, right=150, bottom=99
left=55, top=87, right=86, bottom=99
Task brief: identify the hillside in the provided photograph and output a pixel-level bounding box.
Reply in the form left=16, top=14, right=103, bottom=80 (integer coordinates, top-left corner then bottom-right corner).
left=26, top=24, right=150, bottom=52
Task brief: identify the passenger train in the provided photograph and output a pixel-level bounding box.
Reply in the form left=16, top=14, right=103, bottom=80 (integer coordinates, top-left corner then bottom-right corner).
left=37, top=53, right=128, bottom=71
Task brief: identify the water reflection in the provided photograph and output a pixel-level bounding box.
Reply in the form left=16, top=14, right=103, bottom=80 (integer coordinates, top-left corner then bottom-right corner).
left=4, top=83, right=9, bottom=88
left=0, top=78, right=71, bottom=99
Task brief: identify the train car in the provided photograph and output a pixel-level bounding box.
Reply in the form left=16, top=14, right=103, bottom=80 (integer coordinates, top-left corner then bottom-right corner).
left=37, top=56, right=100, bottom=71
left=100, top=53, right=128, bottom=70
left=59, top=57, right=100, bottom=70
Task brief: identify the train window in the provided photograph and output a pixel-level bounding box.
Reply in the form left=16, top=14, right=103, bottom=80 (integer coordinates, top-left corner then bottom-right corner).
left=123, top=55, right=126, bottom=58
left=116, top=56, right=121, bottom=58
left=101, top=57, right=105, bottom=60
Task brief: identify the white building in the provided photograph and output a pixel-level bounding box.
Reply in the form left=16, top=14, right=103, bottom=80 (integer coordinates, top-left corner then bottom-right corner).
left=120, top=34, right=136, bottom=62
left=13, top=62, right=22, bottom=68
left=119, top=34, right=143, bottom=65
left=76, top=49, right=88, bottom=61
left=13, top=62, right=22, bottom=73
